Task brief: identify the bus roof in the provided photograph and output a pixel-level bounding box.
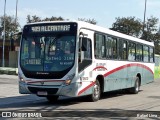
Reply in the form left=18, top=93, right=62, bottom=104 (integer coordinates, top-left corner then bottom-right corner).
left=25, top=20, right=154, bottom=47
left=76, top=21, right=154, bottom=47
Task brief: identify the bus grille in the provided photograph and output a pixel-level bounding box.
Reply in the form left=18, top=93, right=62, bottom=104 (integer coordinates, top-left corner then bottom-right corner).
left=28, top=87, right=58, bottom=95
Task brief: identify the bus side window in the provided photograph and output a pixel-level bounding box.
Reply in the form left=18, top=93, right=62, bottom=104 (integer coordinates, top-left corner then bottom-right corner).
left=117, top=39, right=123, bottom=60
left=122, top=40, right=127, bottom=60
left=149, top=47, right=154, bottom=62
left=95, top=34, right=105, bottom=59
left=136, top=44, right=143, bottom=61
left=78, top=38, right=92, bottom=72
left=84, top=39, right=92, bottom=59
left=128, top=42, right=136, bottom=61
left=143, top=45, right=149, bottom=62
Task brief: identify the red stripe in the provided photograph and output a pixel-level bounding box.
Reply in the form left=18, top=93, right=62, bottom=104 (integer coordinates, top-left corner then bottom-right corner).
left=27, top=80, right=65, bottom=83
left=104, top=63, right=153, bottom=77
left=78, top=82, right=95, bottom=96
left=93, top=66, right=107, bottom=71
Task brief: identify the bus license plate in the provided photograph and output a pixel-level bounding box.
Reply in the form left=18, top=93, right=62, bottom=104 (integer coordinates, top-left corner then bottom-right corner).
left=37, top=91, right=48, bottom=96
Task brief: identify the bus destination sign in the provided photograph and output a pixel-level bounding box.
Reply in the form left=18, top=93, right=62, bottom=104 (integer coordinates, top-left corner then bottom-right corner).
left=31, top=25, right=71, bottom=32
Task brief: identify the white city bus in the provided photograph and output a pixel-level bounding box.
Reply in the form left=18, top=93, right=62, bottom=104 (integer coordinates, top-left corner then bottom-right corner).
left=18, top=21, right=154, bottom=102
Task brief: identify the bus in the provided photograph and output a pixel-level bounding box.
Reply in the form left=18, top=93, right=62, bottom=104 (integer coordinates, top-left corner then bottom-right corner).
left=18, top=21, right=154, bottom=102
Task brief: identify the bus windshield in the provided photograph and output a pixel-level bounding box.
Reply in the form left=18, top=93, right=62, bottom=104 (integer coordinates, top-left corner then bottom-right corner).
left=20, top=35, right=76, bottom=72
left=20, top=23, right=77, bottom=79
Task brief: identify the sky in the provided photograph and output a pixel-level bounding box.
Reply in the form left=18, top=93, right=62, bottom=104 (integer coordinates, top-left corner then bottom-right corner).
left=0, top=0, right=160, bottom=29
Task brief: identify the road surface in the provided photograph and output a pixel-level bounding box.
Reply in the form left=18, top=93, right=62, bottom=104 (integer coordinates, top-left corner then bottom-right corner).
left=0, top=74, right=160, bottom=119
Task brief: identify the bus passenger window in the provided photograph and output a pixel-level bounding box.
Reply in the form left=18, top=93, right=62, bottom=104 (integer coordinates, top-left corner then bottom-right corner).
left=128, top=42, right=136, bottom=61
left=106, top=36, right=117, bottom=59
left=149, top=47, right=154, bottom=62
left=143, top=45, right=149, bottom=62
left=95, top=34, right=105, bottom=59
left=136, top=44, right=143, bottom=61
left=122, top=41, right=127, bottom=60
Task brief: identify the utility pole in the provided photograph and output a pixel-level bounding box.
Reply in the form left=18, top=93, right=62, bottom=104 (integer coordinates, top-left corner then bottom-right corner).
left=15, top=0, right=18, bottom=27
left=143, top=0, right=147, bottom=33
left=2, top=0, right=6, bottom=67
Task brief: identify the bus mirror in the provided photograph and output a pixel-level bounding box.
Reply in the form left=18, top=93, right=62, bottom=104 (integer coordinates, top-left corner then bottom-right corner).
left=82, top=38, right=87, bottom=51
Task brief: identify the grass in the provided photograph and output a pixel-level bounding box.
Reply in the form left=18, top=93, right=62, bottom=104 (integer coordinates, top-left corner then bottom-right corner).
left=154, top=66, right=160, bottom=79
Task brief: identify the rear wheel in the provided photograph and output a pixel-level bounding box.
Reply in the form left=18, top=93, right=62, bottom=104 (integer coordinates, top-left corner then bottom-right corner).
left=88, top=80, right=101, bottom=102
left=46, top=95, right=59, bottom=102
left=130, top=77, right=140, bottom=94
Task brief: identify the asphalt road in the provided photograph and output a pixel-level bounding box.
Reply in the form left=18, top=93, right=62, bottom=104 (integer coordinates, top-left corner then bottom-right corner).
left=0, top=74, right=160, bottom=119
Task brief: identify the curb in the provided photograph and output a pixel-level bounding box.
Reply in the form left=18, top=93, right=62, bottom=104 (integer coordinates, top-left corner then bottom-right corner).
left=0, top=67, right=18, bottom=75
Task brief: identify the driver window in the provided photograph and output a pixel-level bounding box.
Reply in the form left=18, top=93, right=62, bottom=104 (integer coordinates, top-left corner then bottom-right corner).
left=78, top=38, right=92, bottom=72
left=84, top=39, right=92, bottom=59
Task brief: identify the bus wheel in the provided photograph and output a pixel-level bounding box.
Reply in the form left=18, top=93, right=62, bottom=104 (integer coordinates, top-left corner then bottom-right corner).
left=89, top=80, right=101, bottom=102
left=130, top=77, right=140, bottom=94
left=46, top=95, right=59, bottom=102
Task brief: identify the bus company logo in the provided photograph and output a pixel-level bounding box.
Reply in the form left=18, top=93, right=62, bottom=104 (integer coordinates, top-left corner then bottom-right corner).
left=93, top=63, right=107, bottom=71
left=36, top=72, right=49, bottom=75
left=40, top=82, right=44, bottom=85
left=93, top=66, right=107, bottom=71
left=2, top=112, right=11, bottom=117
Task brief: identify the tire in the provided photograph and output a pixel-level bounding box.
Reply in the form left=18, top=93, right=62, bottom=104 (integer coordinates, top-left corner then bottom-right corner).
left=130, top=77, right=140, bottom=94
left=46, top=95, right=59, bottom=102
left=88, top=80, right=101, bottom=102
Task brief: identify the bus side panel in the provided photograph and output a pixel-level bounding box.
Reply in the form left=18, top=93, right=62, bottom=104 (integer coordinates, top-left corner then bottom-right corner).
left=103, top=62, right=154, bottom=92
left=141, top=63, right=154, bottom=85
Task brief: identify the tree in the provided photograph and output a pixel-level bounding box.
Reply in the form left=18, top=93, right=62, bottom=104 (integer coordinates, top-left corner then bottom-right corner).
left=78, top=18, right=97, bottom=25
left=26, top=15, right=64, bottom=23
left=26, top=15, right=41, bottom=23
left=110, top=17, right=143, bottom=37
left=141, top=16, right=159, bottom=41
left=26, top=15, right=97, bottom=25
left=43, top=16, right=64, bottom=21
left=111, top=16, right=160, bottom=54
left=0, top=15, right=19, bottom=40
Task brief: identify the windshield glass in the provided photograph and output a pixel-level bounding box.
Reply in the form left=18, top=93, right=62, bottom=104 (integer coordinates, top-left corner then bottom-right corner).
left=20, top=35, right=76, bottom=72
left=20, top=23, right=77, bottom=79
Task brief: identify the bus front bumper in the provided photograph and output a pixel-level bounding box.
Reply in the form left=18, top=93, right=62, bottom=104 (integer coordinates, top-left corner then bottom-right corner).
left=19, top=81, right=79, bottom=97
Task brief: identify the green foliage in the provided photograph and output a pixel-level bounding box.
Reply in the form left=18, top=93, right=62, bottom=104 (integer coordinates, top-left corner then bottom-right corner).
left=26, top=15, right=41, bottom=23
left=0, top=15, right=19, bottom=40
left=111, top=17, right=143, bottom=37
left=78, top=18, right=97, bottom=25
left=26, top=15, right=64, bottom=23
left=43, top=16, right=64, bottom=21
left=155, top=66, right=160, bottom=79
left=141, top=16, right=159, bottom=41
left=111, top=16, right=160, bottom=54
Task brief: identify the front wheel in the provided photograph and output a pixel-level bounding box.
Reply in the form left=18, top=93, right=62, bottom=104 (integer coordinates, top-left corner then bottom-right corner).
left=88, top=80, right=101, bottom=102
left=46, top=95, right=59, bottom=103
left=130, top=77, right=140, bottom=94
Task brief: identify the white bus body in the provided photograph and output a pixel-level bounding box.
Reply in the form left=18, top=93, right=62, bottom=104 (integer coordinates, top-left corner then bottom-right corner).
left=18, top=21, right=154, bottom=102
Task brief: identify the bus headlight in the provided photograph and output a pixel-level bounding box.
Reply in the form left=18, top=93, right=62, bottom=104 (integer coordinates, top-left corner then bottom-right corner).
left=64, top=74, right=75, bottom=85
left=18, top=73, right=25, bottom=82
left=65, top=79, right=72, bottom=85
